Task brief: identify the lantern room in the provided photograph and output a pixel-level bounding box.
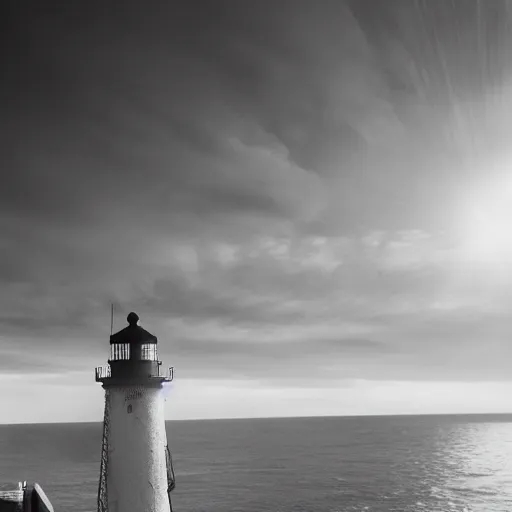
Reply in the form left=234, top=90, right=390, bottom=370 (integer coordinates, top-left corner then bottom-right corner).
left=109, top=312, right=158, bottom=362
left=95, top=312, right=173, bottom=385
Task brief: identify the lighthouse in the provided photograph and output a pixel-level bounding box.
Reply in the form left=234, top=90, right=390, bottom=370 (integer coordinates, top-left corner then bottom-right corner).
left=95, top=312, right=175, bottom=512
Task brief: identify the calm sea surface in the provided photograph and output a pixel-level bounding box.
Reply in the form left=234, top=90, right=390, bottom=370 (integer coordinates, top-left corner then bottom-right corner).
left=1, top=415, right=512, bottom=511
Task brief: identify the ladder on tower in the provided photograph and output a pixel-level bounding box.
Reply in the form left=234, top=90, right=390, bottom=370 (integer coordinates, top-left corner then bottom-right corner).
left=97, top=390, right=110, bottom=512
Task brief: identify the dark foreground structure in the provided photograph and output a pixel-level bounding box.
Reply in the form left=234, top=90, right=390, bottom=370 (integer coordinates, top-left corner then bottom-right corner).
left=0, top=483, right=53, bottom=512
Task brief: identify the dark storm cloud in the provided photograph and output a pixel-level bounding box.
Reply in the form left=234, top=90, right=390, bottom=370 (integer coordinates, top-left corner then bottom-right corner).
left=2, top=1, right=302, bottom=220
left=0, top=1, right=423, bottom=225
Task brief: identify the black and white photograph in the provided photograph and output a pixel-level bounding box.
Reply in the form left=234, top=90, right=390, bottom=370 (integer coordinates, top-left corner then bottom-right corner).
left=2, top=1, right=512, bottom=511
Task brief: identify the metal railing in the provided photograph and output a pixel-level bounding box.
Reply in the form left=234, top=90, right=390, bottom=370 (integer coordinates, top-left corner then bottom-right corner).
left=95, top=365, right=174, bottom=381
left=95, top=366, right=111, bottom=380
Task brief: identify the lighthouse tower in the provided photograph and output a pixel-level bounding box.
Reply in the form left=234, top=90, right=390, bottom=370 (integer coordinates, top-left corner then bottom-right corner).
left=95, top=312, right=175, bottom=512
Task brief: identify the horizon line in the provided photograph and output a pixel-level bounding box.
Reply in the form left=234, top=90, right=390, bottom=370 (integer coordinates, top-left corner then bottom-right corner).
left=2, top=411, right=512, bottom=427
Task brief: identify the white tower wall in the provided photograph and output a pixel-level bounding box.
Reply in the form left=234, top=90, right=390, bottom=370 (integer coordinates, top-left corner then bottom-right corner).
left=106, top=384, right=170, bottom=512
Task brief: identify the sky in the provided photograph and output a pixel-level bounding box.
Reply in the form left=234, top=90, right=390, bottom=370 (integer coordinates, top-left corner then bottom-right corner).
left=4, top=0, right=512, bottom=423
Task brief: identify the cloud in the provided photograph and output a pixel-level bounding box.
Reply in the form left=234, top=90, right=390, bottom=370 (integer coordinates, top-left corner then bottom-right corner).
left=119, top=229, right=507, bottom=383
left=1, top=216, right=508, bottom=384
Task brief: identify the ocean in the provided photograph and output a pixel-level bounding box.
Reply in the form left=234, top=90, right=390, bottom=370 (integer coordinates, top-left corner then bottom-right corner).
left=1, top=415, right=512, bottom=512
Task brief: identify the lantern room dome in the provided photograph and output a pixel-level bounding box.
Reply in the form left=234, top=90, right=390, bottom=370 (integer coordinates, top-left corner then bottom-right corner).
left=110, top=312, right=158, bottom=345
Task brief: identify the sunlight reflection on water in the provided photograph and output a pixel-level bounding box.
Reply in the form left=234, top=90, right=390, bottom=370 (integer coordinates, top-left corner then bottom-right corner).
left=427, top=420, right=512, bottom=511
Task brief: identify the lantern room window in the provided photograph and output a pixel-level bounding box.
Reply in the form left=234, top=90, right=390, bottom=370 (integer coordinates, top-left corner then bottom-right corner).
left=141, top=344, right=158, bottom=361
left=110, top=343, right=131, bottom=361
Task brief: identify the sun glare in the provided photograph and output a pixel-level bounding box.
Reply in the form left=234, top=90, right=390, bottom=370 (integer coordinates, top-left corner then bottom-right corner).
left=461, top=175, right=512, bottom=264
